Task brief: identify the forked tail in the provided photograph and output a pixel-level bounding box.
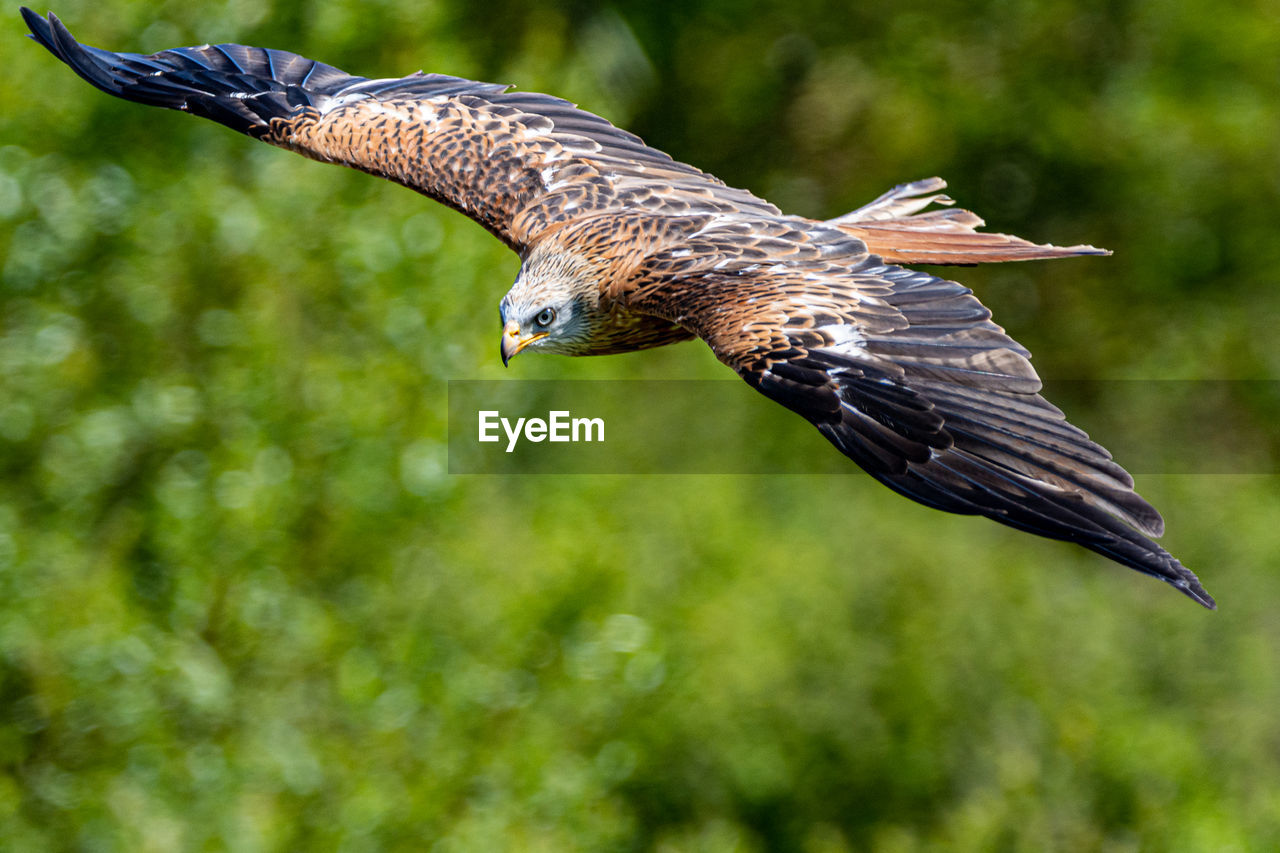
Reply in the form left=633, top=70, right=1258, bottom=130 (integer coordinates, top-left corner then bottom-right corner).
left=830, top=177, right=1110, bottom=265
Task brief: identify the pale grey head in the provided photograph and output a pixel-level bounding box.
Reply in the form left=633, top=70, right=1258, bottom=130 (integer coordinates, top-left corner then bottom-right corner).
left=498, top=248, right=606, bottom=365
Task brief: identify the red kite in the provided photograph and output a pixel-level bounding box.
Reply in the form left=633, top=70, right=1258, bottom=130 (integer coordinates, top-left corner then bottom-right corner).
left=22, top=9, right=1214, bottom=607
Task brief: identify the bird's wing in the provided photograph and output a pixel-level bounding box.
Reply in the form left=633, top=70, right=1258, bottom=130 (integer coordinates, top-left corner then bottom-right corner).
left=22, top=9, right=780, bottom=254
left=626, top=218, right=1214, bottom=608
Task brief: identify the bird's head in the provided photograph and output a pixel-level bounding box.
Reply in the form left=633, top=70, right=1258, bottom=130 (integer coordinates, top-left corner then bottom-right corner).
left=498, top=250, right=603, bottom=365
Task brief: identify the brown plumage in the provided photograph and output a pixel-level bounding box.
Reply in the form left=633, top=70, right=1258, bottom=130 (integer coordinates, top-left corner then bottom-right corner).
left=22, top=9, right=1215, bottom=608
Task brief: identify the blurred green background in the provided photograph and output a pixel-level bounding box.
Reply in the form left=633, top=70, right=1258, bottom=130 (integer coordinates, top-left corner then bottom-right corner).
left=3, top=0, right=1279, bottom=849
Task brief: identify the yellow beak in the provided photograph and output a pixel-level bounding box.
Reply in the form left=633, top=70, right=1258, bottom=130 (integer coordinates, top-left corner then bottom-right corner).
left=500, top=320, right=547, bottom=367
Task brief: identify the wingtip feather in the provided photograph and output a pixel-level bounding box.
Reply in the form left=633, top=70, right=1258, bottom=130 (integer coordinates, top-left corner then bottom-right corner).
left=20, top=7, right=53, bottom=48
left=1179, top=582, right=1217, bottom=610
left=1174, top=570, right=1216, bottom=610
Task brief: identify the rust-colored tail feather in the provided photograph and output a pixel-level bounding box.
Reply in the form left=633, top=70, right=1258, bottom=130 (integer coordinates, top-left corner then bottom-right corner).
left=829, top=177, right=1109, bottom=265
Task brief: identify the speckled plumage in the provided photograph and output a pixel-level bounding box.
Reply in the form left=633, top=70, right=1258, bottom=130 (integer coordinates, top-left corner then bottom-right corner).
left=23, top=9, right=1214, bottom=608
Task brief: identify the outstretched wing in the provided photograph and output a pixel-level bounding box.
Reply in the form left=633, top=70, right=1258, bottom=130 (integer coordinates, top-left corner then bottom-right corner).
left=21, top=9, right=779, bottom=253
left=627, top=220, right=1214, bottom=608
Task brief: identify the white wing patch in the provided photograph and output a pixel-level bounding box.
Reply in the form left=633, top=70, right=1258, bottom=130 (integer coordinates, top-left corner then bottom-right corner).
left=815, top=323, right=865, bottom=350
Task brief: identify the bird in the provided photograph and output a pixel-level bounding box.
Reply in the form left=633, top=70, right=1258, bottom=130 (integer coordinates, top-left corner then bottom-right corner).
left=21, top=8, right=1215, bottom=608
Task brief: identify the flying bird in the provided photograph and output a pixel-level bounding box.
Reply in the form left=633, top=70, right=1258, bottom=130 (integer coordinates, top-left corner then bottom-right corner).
left=21, top=9, right=1215, bottom=608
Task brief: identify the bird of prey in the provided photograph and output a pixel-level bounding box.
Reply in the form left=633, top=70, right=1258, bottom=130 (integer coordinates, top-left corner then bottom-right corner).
left=22, top=9, right=1214, bottom=608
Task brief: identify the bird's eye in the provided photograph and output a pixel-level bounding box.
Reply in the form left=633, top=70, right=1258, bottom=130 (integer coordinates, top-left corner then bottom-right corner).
left=534, top=308, right=556, bottom=327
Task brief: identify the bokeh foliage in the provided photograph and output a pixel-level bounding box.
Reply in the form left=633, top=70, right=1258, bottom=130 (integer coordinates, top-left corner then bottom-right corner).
left=2, top=0, right=1279, bottom=849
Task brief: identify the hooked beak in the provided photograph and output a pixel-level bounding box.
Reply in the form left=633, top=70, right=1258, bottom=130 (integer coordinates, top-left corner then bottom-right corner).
left=500, top=320, right=547, bottom=367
